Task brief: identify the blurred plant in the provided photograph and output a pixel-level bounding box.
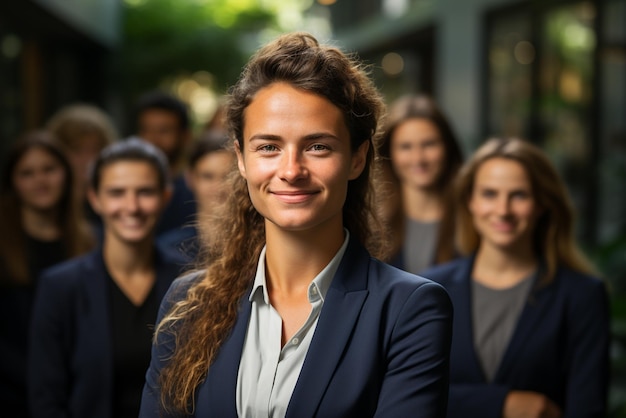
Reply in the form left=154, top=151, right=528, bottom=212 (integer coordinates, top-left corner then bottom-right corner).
left=118, top=0, right=325, bottom=129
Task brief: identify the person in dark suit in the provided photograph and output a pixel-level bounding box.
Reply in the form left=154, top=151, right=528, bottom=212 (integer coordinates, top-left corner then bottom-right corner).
left=28, top=139, right=187, bottom=418
left=422, top=138, right=610, bottom=418
left=139, top=32, right=453, bottom=418
left=0, top=131, right=94, bottom=418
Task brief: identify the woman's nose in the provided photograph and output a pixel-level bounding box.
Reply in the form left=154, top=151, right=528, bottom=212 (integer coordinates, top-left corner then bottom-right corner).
left=278, top=150, right=308, bottom=183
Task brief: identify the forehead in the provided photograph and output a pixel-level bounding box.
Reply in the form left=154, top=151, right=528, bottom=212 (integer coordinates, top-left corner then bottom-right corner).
left=17, top=147, right=61, bottom=167
left=475, top=157, right=531, bottom=186
left=100, top=160, right=160, bottom=185
left=138, top=109, right=181, bottom=128
left=242, top=83, right=347, bottom=138
left=193, top=151, right=234, bottom=171
left=393, top=118, right=441, bottom=141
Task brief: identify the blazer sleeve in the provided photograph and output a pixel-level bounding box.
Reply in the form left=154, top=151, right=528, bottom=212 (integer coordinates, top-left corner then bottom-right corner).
left=28, top=273, right=72, bottom=418
left=374, top=281, right=453, bottom=418
left=563, top=278, right=610, bottom=418
left=139, top=276, right=195, bottom=418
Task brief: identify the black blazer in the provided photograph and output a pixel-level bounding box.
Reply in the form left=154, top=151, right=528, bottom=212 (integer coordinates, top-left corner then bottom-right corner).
left=140, top=238, right=453, bottom=417
left=28, top=247, right=185, bottom=418
left=422, top=256, right=610, bottom=418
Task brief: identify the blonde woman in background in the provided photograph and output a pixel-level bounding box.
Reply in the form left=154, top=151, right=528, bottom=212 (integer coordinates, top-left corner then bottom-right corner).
left=422, top=137, right=609, bottom=418
left=378, top=94, right=463, bottom=274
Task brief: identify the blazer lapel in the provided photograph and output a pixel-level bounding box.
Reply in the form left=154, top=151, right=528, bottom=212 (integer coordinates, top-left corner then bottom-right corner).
left=448, top=256, right=487, bottom=381
left=285, top=240, right=369, bottom=418
left=494, top=276, right=556, bottom=381
left=198, top=295, right=252, bottom=418
left=80, top=251, right=113, bottom=408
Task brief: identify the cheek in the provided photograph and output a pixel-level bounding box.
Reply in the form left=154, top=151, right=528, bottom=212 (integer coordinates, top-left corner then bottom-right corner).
left=390, top=148, right=410, bottom=168
left=143, top=197, right=165, bottom=214
left=13, top=178, right=30, bottom=196
left=468, top=197, right=487, bottom=219
left=50, top=171, right=67, bottom=189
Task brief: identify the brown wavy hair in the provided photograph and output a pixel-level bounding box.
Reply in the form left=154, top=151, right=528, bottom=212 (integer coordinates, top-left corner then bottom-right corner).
left=155, top=32, right=389, bottom=414
left=378, top=94, right=463, bottom=264
left=0, top=130, right=94, bottom=284
left=455, top=137, right=596, bottom=284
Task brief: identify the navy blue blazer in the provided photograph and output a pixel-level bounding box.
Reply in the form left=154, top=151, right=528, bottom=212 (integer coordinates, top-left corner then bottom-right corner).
left=421, top=256, right=610, bottom=418
left=140, top=238, right=453, bottom=417
left=28, top=247, right=186, bottom=418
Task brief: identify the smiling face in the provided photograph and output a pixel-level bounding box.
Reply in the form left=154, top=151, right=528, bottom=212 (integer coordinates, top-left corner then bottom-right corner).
left=469, top=157, right=540, bottom=253
left=13, top=147, right=67, bottom=212
left=235, top=82, right=367, bottom=237
left=88, top=161, right=168, bottom=246
left=390, top=118, right=446, bottom=190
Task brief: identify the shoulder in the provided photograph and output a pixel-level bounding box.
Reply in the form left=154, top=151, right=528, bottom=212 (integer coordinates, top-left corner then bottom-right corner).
left=162, top=270, right=206, bottom=304
left=552, top=266, right=608, bottom=304
left=38, top=250, right=100, bottom=287
left=156, top=244, right=190, bottom=270
left=420, top=256, right=471, bottom=286
left=367, top=257, right=453, bottom=312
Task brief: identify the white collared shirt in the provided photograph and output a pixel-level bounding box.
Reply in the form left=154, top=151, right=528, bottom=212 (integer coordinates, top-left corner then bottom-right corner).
left=236, top=231, right=350, bottom=418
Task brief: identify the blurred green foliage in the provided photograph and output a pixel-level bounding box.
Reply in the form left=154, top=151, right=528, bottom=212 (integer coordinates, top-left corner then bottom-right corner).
left=118, top=0, right=314, bottom=113
left=120, top=0, right=273, bottom=97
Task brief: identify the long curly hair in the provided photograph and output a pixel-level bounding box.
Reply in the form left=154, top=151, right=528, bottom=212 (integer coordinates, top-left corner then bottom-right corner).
left=155, top=32, right=390, bottom=414
left=454, top=137, right=596, bottom=284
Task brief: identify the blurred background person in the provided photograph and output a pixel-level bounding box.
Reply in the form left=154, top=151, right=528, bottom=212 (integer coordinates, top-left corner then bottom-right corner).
left=378, top=94, right=464, bottom=274
left=423, top=137, right=610, bottom=418
left=158, top=129, right=234, bottom=262
left=28, top=139, right=186, bottom=418
left=133, top=90, right=196, bottom=236
left=0, top=131, right=94, bottom=418
left=46, top=103, right=118, bottom=231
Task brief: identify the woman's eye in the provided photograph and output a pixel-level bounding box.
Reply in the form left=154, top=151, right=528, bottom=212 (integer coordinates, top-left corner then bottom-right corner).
left=310, top=144, right=329, bottom=152
left=259, top=144, right=278, bottom=153
left=512, top=191, right=530, bottom=200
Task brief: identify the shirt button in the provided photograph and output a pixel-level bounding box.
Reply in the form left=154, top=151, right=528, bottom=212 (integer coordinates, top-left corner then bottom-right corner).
left=311, top=287, right=318, bottom=295
left=292, top=337, right=299, bottom=345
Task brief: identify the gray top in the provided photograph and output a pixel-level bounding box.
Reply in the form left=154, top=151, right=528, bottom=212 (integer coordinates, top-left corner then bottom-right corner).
left=236, top=232, right=350, bottom=418
left=403, top=218, right=439, bottom=274
left=471, top=272, right=535, bottom=381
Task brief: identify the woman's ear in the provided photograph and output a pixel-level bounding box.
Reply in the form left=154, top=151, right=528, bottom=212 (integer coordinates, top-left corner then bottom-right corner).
left=348, top=140, right=369, bottom=180
left=235, top=140, right=247, bottom=180
left=86, top=188, right=101, bottom=215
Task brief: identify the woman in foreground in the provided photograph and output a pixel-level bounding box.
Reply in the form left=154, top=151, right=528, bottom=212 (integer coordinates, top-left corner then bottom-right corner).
left=140, top=32, right=453, bottom=418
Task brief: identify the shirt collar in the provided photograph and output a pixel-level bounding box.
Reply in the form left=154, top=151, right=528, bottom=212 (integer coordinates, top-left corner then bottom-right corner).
left=249, top=230, right=351, bottom=305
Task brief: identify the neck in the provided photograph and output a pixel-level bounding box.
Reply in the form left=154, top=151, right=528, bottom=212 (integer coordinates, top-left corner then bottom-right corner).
left=21, top=206, right=61, bottom=241
left=401, top=184, right=442, bottom=221
left=103, top=235, right=154, bottom=277
left=264, top=221, right=345, bottom=296
left=473, top=241, right=537, bottom=289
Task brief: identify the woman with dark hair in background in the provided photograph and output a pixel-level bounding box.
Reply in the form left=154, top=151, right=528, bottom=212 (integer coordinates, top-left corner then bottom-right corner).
left=140, top=32, right=452, bottom=418
left=423, top=138, right=610, bottom=418
left=378, top=94, right=463, bottom=274
left=29, top=138, right=186, bottom=418
left=158, top=129, right=235, bottom=262
left=0, top=131, right=94, bottom=417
